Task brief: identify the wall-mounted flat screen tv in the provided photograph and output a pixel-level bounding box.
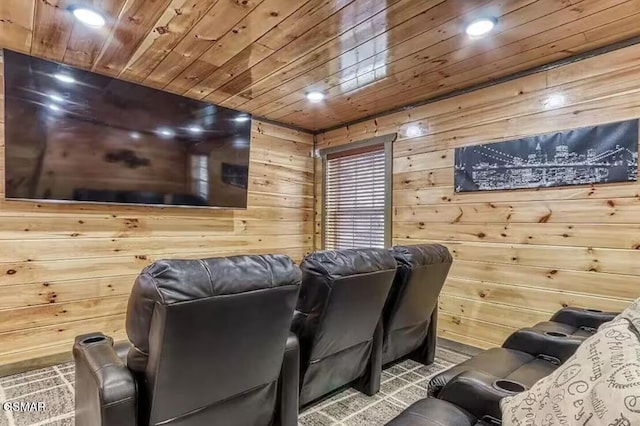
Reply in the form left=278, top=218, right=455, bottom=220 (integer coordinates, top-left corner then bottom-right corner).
left=2, top=49, right=251, bottom=208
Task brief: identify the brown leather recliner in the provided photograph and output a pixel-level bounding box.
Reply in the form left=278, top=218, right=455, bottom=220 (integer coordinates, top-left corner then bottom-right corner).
left=382, top=244, right=452, bottom=366
left=73, top=254, right=302, bottom=426
left=292, top=248, right=397, bottom=406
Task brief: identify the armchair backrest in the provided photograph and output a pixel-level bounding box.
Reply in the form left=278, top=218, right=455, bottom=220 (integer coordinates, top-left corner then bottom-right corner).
left=125, top=254, right=301, bottom=425
left=294, top=248, right=397, bottom=405
left=382, top=244, right=452, bottom=364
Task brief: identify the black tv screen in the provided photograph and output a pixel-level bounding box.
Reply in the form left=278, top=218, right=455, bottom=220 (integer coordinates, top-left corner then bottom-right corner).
left=2, top=49, right=251, bottom=208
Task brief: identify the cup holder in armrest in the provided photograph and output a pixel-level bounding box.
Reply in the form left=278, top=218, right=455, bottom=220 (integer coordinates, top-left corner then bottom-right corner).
left=586, top=308, right=603, bottom=313
left=493, top=379, right=526, bottom=394
left=80, top=336, right=108, bottom=345
left=545, top=331, right=568, bottom=338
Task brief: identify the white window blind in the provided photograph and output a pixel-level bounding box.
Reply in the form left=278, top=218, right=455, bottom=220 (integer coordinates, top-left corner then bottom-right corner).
left=324, top=145, right=387, bottom=249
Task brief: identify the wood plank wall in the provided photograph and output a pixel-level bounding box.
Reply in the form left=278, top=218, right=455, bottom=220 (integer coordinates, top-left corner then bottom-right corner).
left=0, top=62, right=314, bottom=373
left=316, top=43, right=640, bottom=349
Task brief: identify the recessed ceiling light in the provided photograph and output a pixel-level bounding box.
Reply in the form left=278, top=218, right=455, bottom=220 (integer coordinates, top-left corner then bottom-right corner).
left=48, top=103, right=61, bottom=112
left=54, top=73, right=75, bottom=84
left=306, top=91, right=325, bottom=103
left=466, top=18, right=496, bottom=38
left=187, top=125, right=203, bottom=134
left=234, top=115, right=250, bottom=123
left=130, top=131, right=141, bottom=139
left=543, top=93, right=565, bottom=109
left=405, top=125, right=422, bottom=138
left=157, top=127, right=175, bottom=138
left=49, top=93, right=64, bottom=103
left=71, top=6, right=106, bottom=28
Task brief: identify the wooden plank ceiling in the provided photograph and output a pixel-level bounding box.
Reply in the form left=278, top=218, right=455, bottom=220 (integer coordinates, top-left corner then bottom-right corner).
left=1, top=0, right=639, bottom=131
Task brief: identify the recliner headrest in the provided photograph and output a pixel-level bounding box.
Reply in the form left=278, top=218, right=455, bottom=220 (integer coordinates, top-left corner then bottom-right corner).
left=390, top=244, right=452, bottom=268
left=301, top=248, right=397, bottom=279
left=135, top=254, right=302, bottom=305
left=125, top=254, right=302, bottom=373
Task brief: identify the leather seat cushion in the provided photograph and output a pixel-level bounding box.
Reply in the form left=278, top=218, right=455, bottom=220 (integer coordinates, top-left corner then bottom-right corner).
left=386, top=398, right=478, bottom=426
left=530, top=320, right=593, bottom=338
left=428, top=348, right=557, bottom=396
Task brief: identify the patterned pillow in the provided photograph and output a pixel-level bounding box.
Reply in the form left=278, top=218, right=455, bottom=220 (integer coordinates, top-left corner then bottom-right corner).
left=501, top=299, right=640, bottom=425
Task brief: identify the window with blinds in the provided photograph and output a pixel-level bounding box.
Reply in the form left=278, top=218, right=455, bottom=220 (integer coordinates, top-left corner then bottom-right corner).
left=324, top=144, right=389, bottom=249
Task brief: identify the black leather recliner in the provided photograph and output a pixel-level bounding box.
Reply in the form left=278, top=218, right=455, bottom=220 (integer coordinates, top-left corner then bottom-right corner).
left=426, top=306, right=618, bottom=399
left=388, top=369, right=531, bottom=425
left=74, top=254, right=302, bottom=426
left=529, top=306, right=618, bottom=338
left=386, top=386, right=495, bottom=426
left=387, top=305, right=619, bottom=425
left=382, top=244, right=452, bottom=366
left=391, top=365, right=584, bottom=425
left=386, top=336, right=583, bottom=426
left=427, top=326, right=583, bottom=399
left=292, top=248, right=397, bottom=406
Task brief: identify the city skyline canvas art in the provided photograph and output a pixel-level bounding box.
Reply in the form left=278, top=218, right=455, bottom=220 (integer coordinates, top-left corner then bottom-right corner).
left=454, top=119, right=639, bottom=192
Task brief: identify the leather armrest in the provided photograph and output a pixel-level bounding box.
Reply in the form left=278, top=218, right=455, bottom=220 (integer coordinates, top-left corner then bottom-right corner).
left=425, top=305, right=438, bottom=364
left=275, top=332, right=299, bottom=426
left=409, top=305, right=438, bottom=365
left=290, top=309, right=312, bottom=373
left=113, top=341, right=132, bottom=364
left=73, top=333, right=137, bottom=426
left=354, top=319, right=382, bottom=396
left=502, top=327, right=583, bottom=364
left=550, top=307, right=618, bottom=331
left=438, top=370, right=516, bottom=422
left=290, top=310, right=307, bottom=337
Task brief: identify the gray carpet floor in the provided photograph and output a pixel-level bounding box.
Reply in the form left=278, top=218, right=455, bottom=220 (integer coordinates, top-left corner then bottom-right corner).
left=0, top=342, right=473, bottom=426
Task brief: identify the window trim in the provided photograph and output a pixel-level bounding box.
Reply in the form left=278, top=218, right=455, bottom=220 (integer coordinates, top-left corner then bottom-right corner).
left=319, top=133, right=396, bottom=250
